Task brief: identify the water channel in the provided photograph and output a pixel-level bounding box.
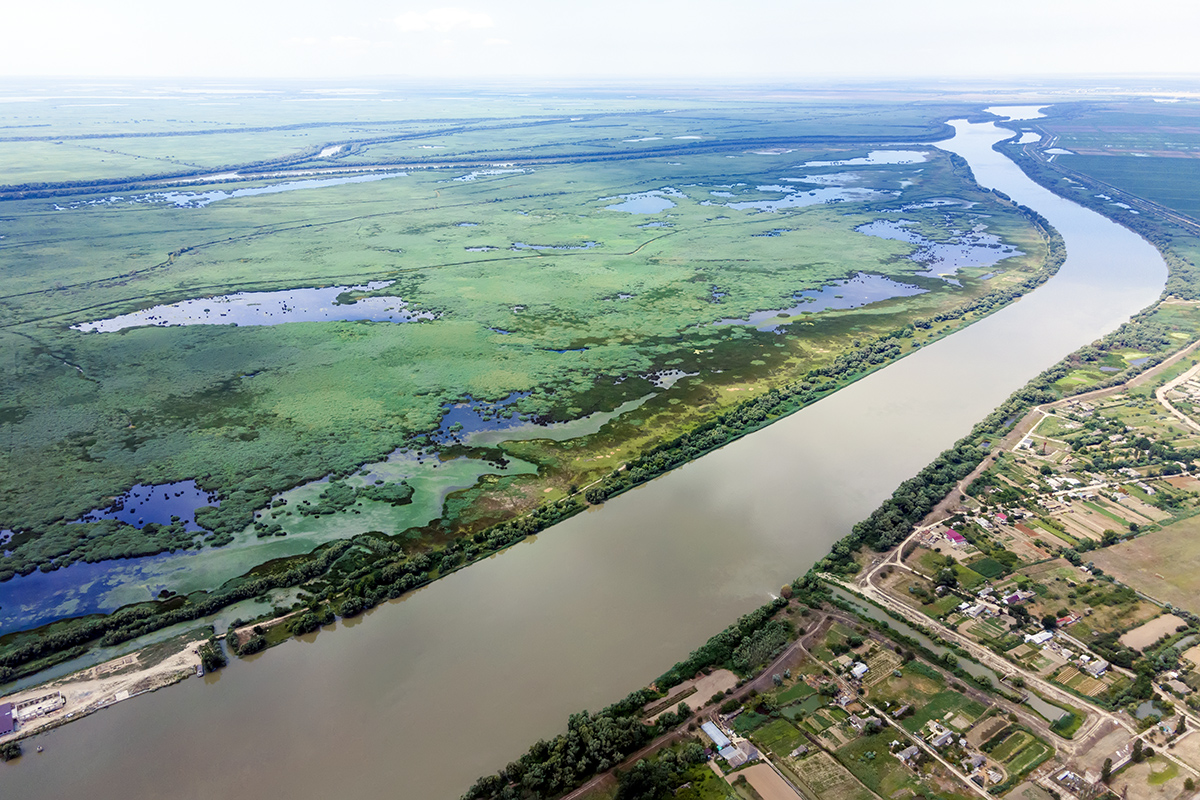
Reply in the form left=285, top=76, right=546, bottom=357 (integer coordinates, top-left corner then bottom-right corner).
left=3, top=109, right=1169, bottom=799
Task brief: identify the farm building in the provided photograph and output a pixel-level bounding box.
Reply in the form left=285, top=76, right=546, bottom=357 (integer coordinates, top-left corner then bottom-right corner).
left=700, top=721, right=731, bottom=750
left=0, top=702, right=13, bottom=737
left=1024, top=630, right=1055, bottom=646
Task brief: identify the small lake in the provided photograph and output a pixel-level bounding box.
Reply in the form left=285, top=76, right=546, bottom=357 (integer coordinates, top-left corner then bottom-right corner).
left=55, top=173, right=407, bottom=210
left=72, top=281, right=436, bottom=333
left=511, top=242, right=598, bottom=251
left=1135, top=700, right=1168, bottom=720
left=724, top=185, right=890, bottom=212
left=715, top=273, right=927, bottom=330
left=434, top=393, right=655, bottom=448
left=452, top=169, right=530, bottom=182
left=856, top=219, right=1022, bottom=281
left=74, top=480, right=219, bottom=531
left=603, top=188, right=685, bottom=214
left=801, top=150, right=929, bottom=167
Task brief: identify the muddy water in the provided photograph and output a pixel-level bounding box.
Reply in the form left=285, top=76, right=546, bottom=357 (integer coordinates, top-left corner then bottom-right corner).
left=3, top=110, right=1167, bottom=799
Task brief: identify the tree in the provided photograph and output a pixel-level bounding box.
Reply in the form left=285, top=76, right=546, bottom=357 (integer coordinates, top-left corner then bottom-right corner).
left=1178, top=716, right=1187, bottom=735
left=1042, top=614, right=1058, bottom=630
left=1101, top=757, right=1112, bottom=784
left=198, top=637, right=227, bottom=672
left=1132, top=738, right=1144, bottom=763
left=1185, top=777, right=1195, bottom=791
left=936, top=567, right=959, bottom=589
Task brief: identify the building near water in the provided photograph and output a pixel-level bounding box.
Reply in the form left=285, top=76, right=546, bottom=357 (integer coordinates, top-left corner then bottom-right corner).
left=0, top=702, right=14, bottom=737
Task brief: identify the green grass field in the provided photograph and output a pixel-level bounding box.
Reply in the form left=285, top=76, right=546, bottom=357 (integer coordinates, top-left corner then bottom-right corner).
left=751, top=718, right=807, bottom=756
left=777, top=681, right=816, bottom=704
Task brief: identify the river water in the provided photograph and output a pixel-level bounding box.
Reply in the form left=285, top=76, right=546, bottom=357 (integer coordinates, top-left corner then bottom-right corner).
left=2, top=110, right=1167, bottom=799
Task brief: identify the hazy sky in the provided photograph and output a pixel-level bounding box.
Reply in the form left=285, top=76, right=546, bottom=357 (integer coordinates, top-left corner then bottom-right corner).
left=3, top=0, right=1197, bottom=81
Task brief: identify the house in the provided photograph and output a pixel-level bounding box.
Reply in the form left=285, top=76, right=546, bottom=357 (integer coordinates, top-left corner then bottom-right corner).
left=987, top=769, right=1004, bottom=784
left=850, top=662, right=870, bottom=680
left=1083, top=659, right=1110, bottom=678
left=930, top=731, right=954, bottom=748
left=892, top=705, right=911, bottom=719
left=964, top=753, right=986, bottom=770
left=896, top=745, right=921, bottom=765
left=0, top=702, right=13, bottom=737
left=1025, top=630, right=1054, bottom=646
left=965, top=604, right=987, bottom=619
left=947, top=530, right=967, bottom=546
left=719, top=744, right=749, bottom=767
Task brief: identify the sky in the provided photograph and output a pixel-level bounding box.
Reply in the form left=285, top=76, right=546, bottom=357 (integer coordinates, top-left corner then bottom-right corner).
left=2, top=0, right=1198, bottom=81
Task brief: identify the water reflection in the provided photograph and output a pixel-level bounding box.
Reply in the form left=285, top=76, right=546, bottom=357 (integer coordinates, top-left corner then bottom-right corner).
left=715, top=273, right=928, bottom=330
left=73, top=281, right=435, bottom=333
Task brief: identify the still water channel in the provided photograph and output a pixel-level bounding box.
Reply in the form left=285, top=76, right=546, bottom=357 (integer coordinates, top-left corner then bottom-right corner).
left=3, top=109, right=1168, bottom=799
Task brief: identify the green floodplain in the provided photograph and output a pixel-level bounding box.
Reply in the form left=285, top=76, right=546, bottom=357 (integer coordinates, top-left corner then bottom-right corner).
left=0, top=84, right=1139, bottom=683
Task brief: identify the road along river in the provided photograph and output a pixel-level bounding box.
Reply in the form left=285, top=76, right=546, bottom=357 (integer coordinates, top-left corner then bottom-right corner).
left=2, top=108, right=1168, bottom=799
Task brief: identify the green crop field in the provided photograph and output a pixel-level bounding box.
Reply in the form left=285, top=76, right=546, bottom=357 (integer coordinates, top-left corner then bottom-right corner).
left=751, top=718, right=807, bottom=756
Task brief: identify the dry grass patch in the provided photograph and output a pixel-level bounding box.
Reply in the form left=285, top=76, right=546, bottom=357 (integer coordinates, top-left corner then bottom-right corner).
left=1092, top=515, right=1200, bottom=615
left=1119, top=613, right=1191, bottom=651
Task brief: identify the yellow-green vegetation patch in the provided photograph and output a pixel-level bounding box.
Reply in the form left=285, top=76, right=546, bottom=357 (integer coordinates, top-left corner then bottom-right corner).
left=776, top=681, right=816, bottom=704
left=1092, top=516, right=1200, bottom=615
left=835, top=731, right=928, bottom=799
left=791, top=750, right=875, bottom=800
left=750, top=718, right=808, bottom=757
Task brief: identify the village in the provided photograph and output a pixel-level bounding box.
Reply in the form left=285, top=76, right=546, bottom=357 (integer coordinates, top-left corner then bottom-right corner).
left=564, top=356, right=1200, bottom=800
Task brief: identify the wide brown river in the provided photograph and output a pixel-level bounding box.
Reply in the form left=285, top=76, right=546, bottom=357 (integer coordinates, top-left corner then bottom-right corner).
left=2, top=110, right=1168, bottom=799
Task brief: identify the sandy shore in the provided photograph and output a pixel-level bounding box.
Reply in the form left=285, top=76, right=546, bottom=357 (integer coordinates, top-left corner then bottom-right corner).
left=0, top=635, right=206, bottom=744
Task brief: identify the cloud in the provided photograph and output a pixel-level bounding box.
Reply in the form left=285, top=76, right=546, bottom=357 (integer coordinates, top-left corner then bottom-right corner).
left=394, top=8, right=494, bottom=33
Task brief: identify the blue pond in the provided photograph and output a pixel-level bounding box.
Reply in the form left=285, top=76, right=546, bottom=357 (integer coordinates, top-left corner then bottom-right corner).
left=0, top=554, right=176, bottom=635
left=511, top=242, right=597, bottom=251
left=73, top=280, right=436, bottom=333
left=715, top=273, right=927, bottom=331
left=74, top=480, right=219, bottom=531
left=431, top=393, right=534, bottom=446
left=57, top=172, right=406, bottom=210
left=603, top=188, right=685, bottom=214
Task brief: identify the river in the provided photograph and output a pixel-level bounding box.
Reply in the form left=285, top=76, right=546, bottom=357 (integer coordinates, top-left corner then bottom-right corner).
left=1, top=109, right=1167, bottom=799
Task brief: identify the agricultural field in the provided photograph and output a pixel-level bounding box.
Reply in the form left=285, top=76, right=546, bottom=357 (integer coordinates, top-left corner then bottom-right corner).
left=790, top=750, right=875, bottom=800
left=1031, top=100, right=1200, bottom=219
left=1093, top=516, right=1200, bottom=615
left=989, top=730, right=1053, bottom=777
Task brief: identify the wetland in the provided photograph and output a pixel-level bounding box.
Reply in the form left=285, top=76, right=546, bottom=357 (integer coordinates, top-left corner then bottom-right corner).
left=0, top=94, right=1170, bottom=798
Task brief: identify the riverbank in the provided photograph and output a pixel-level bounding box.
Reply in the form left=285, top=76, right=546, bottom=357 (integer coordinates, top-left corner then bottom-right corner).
left=0, top=630, right=206, bottom=748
